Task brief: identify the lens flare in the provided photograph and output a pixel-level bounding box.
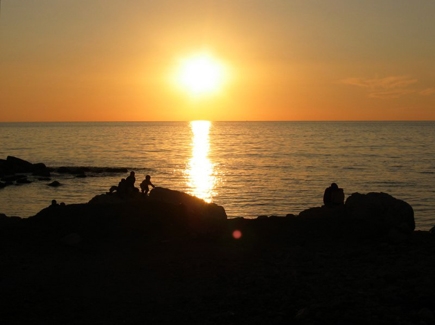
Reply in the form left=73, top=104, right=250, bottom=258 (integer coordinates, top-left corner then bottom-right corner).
left=232, top=230, right=242, bottom=239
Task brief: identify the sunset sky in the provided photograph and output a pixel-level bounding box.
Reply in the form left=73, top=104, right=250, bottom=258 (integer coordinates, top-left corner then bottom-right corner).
left=1, top=0, right=434, bottom=121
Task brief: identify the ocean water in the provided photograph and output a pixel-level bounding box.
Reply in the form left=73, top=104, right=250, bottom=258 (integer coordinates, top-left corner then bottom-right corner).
left=0, top=121, right=434, bottom=230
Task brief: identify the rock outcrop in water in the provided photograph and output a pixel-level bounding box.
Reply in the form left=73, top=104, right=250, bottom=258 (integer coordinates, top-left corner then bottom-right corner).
left=0, top=155, right=50, bottom=176
left=0, top=155, right=132, bottom=188
left=0, top=156, right=50, bottom=187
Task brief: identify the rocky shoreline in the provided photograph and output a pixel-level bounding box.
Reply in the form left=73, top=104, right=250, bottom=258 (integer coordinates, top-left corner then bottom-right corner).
left=1, top=182, right=435, bottom=324
left=0, top=155, right=131, bottom=189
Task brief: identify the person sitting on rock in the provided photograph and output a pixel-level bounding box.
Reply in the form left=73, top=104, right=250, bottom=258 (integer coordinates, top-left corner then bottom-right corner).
left=109, top=178, right=127, bottom=195
left=323, top=183, right=345, bottom=207
left=125, top=171, right=138, bottom=193
left=140, top=175, right=155, bottom=196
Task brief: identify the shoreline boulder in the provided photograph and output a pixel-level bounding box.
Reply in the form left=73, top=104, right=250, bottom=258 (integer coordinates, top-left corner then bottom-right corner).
left=149, top=187, right=227, bottom=237
left=345, top=192, right=415, bottom=235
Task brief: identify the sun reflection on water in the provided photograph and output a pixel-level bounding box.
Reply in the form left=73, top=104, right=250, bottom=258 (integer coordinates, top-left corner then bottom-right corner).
left=187, top=120, right=216, bottom=202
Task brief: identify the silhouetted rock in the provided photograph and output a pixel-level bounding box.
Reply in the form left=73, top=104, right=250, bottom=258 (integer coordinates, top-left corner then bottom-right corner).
left=47, top=181, right=62, bottom=187
left=0, top=213, right=21, bottom=225
left=56, top=166, right=86, bottom=174
left=149, top=187, right=227, bottom=237
left=89, top=192, right=141, bottom=204
left=31, top=194, right=191, bottom=244
left=88, top=188, right=227, bottom=238
left=32, top=162, right=51, bottom=177
left=0, top=156, right=50, bottom=179
left=16, top=177, right=32, bottom=184
left=6, top=155, right=33, bottom=173
left=294, top=192, right=415, bottom=241
left=345, top=192, right=415, bottom=235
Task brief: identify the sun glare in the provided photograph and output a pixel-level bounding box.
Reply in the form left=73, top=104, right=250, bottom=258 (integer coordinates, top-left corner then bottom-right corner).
left=176, top=53, right=226, bottom=96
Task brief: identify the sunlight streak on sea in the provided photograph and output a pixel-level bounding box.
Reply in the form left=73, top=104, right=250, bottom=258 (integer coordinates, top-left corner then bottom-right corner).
left=186, top=120, right=217, bottom=203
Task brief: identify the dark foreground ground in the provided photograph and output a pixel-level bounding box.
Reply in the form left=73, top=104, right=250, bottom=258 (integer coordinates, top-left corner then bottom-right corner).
left=1, top=215, right=435, bottom=325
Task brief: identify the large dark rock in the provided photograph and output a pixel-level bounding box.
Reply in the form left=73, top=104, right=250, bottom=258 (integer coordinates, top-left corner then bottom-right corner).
left=345, top=192, right=415, bottom=234
left=0, top=159, right=7, bottom=174
left=149, top=187, right=227, bottom=237
left=6, top=156, right=33, bottom=173
left=88, top=188, right=228, bottom=239
left=32, top=195, right=190, bottom=242
left=32, top=162, right=51, bottom=177
left=0, top=156, right=50, bottom=178
left=294, top=192, right=415, bottom=241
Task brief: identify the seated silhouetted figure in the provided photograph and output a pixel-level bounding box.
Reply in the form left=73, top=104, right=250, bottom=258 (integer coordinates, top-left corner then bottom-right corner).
left=125, top=171, right=138, bottom=193
left=323, top=183, right=344, bottom=207
left=117, top=178, right=128, bottom=194
left=109, top=178, right=127, bottom=195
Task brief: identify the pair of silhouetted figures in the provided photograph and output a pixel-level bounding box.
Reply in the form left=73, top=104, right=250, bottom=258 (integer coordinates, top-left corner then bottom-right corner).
left=109, top=171, right=155, bottom=196
left=323, top=182, right=345, bottom=207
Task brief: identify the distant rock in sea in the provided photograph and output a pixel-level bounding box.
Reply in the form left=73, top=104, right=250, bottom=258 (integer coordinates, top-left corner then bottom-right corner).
left=0, top=155, right=130, bottom=189
left=0, top=155, right=50, bottom=177
left=47, top=181, right=62, bottom=187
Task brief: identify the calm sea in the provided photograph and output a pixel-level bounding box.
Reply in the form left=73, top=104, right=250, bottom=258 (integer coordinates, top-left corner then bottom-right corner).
left=1, top=121, right=434, bottom=230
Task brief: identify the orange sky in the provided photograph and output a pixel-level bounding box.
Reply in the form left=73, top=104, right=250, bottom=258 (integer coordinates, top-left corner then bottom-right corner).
left=1, top=0, right=435, bottom=121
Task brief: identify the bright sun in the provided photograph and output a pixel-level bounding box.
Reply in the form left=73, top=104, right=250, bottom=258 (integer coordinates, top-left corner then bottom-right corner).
left=176, top=53, right=226, bottom=96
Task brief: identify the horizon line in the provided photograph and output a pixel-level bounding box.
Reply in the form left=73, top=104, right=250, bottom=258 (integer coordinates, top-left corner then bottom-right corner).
left=1, top=120, right=435, bottom=123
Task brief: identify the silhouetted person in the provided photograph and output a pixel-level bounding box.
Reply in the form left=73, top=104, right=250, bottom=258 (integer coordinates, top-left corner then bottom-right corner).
left=125, top=171, right=137, bottom=193
left=323, top=183, right=344, bottom=207
left=117, top=178, right=128, bottom=194
left=109, top=178, right=127, bottom=195
left=140, top=175, right=155, bottom=196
